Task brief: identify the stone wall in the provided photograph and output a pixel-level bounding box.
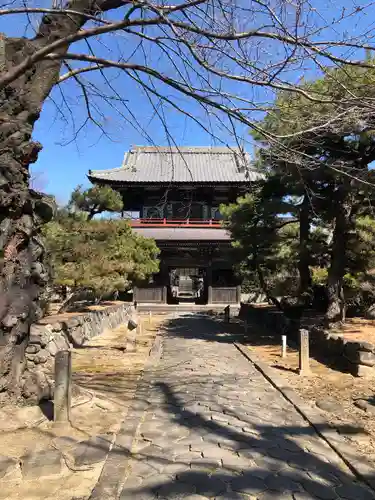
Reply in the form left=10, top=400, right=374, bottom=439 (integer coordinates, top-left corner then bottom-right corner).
left=309, top=326, right=375, bottom=378
left=239, top=303, right=375, bottom=378
left=25, top=303, right=134, bottom=374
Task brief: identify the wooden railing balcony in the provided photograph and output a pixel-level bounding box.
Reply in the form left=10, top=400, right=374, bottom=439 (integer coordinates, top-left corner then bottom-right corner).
left=130, top=218, right=222, bottom=228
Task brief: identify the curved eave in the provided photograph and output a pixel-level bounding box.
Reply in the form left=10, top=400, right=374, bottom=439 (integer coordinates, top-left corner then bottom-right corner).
left=87, top=175, right=255, bottom=187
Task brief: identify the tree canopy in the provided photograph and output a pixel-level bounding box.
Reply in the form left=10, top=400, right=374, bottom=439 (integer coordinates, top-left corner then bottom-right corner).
left=68, top=185, right=123, bottom=220
left=223, top=61, right=375, bottom=323
left=43, top=214, right=159, bottom=299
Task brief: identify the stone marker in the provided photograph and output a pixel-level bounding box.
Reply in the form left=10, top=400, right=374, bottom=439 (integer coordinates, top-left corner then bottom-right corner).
left=281, top=335, right=287, bottom=358
left=54, top=350, right=71, bottom=422
left=298, top=329, right=310, bottom=375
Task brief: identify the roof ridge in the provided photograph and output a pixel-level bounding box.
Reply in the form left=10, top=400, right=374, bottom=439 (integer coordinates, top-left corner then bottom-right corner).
left=131, top=145, right=242, bottom=154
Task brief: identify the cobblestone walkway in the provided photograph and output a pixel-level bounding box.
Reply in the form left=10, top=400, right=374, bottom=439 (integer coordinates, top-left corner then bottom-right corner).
left=119, top=316, right=374, bottom=499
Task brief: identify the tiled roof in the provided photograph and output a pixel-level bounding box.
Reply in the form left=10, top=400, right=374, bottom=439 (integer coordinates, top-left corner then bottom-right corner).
left=133, top=227, right=231, bottom=241
left=88, top=146, right=262, bottom=184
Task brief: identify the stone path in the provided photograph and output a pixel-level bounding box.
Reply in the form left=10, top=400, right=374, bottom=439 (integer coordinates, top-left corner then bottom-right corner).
left=118, top=315, right=374, bottom=500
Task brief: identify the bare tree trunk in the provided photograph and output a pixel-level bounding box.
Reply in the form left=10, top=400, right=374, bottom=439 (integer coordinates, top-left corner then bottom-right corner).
left=0, top=0, right=124, bottom=401
left=325, top=185, right=352, bottom=325
left=298, top=194, right=311, bottom=297
left=0, top=38, right=58, bottom=400
left=256, top=264, right=282, bottom=311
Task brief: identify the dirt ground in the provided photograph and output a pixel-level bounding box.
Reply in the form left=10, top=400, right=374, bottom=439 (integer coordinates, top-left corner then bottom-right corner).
left=0, top=313, right=163, bottom=500
left=242, top=318, right=375, bottom=467
left=336, top=317, right=375, bottom=344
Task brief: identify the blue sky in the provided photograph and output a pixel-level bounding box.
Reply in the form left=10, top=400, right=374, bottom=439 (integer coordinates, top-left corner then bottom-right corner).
left=2, top=0, right=374, bottom=204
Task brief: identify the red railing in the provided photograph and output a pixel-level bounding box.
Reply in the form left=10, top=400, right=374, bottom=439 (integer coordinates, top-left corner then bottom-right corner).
left=130, top=218, right=222, bottom=228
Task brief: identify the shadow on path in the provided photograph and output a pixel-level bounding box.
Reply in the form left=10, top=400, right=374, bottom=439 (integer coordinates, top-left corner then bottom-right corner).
left=116, top=315, right=375, bottom=499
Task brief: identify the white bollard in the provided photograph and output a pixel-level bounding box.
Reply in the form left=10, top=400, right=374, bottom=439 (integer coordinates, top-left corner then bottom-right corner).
left=281, top=335, right=287, bottom=358
left=149, top=310, right=152, bottom=324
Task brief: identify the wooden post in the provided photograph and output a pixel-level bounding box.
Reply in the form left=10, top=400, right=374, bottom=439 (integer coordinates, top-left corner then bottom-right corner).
left=281, top=335, right=287, bottom=358
left=207, top=262, right=212, bottom=305
left=224, top=305, right=230, bottom=323
left=54, top=350, right=71, bottom=423
left=236, top=284, right=241, bottom=304
left=298, top=329, right=310, bottom=375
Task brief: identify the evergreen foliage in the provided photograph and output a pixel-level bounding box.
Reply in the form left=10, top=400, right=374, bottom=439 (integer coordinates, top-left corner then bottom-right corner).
left=69, top=184, right=124, bottom=220
left=223, top=62, right=375, bottom=322
left=43, top=210, right=159, bottom=299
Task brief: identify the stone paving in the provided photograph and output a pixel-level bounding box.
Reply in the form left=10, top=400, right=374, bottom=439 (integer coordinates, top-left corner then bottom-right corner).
left=119, top=315, right=375, bottom=500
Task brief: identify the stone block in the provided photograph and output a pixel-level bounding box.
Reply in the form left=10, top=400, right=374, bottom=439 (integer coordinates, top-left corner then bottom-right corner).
left=53, top=333, right=70, bottom=351
left=344, top=342, right=361, bottom=363
left=355, top=364, right=375, bottom=378
left=66, top=327, right=85, bottom=347
left=25, top=345, right=40, bottom=354
left=358, top=341, right=375, bottom=353
left=34, top=348, right=50, bottom=364
left=354, top=399, right=375, bottom=414
left=47, top=340, right=58, bottom=356
left=345, top=345, right=375, bottom=366
left=73, top=435, right=112, bottom=466
left=357, top=350, right=375, bottom=367
left=29, top=324, right=50, bottom=347
left=0, top=456, right=18, bottom=479
left=21, top=368, right=52, bottom=402
left=21, top=450, right=62, bottom=478
left=326, top=334, right=345, bottom=355
left=2, top=315, right=18, bottom=328
left=51, top=322, right=63, bottom=332
left=65, top=317, right=82, bottom=328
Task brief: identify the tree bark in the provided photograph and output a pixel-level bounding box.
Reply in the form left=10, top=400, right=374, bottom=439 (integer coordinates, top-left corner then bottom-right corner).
left=298, top=194, right=312, bottom=296
left=255, top=264, right=282, bottom=311
left=0, top=0, right=123, bottom=401
left=0, top=37, right=59, bottom=401
left=325, top=184, right=353, bottom=325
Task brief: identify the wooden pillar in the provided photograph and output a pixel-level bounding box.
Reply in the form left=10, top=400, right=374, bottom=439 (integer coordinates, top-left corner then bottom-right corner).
left=207, top=261, right=213, bottom=304
left=161, top=258, right=168, bottom=304
left=236, top=284, right=241, bottom=304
